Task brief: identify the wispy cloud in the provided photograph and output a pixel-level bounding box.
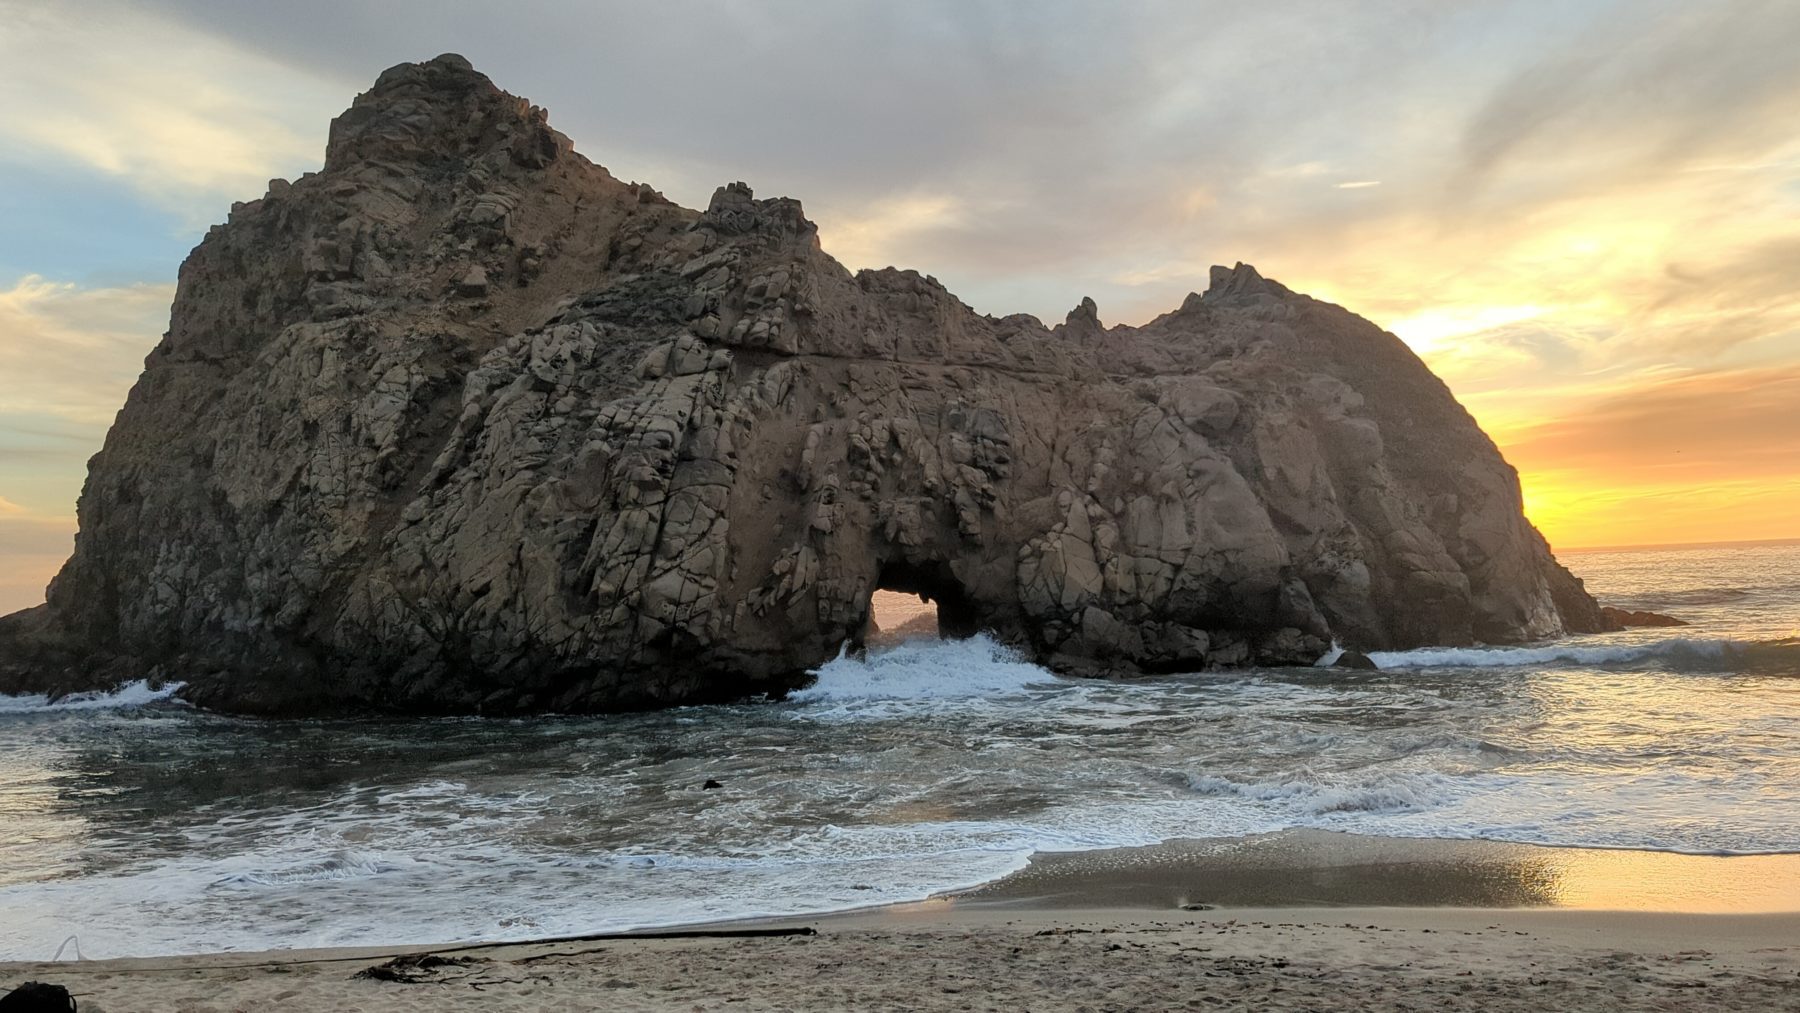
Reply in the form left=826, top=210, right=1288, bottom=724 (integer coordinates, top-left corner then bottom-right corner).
left=1454, top=1, right=1800, bottom=194
left=0, top=275, right=172, bottom=427
left=0, top=274, right=168, bottom=602
left=813, top=194, right=970, bottom=272
left=0, top=2, right=347, bottom=226
left=1503, top=366, right=1800, bottom=480
left=0, top=273, right=162, bottom=612
left=1496, top=366, right=1800, bottom=548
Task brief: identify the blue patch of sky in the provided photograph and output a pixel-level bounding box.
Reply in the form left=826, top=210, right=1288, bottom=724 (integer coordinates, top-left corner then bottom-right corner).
left=0, top=161, right=201, bottom=287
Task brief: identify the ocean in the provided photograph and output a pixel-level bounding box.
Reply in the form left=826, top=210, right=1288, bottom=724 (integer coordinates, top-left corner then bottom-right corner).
left=1, top=542, right=1796, bottom=959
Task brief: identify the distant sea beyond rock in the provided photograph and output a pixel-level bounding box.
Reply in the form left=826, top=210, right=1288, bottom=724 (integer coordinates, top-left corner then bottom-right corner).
left=0, top=55, right=1606, bottom=714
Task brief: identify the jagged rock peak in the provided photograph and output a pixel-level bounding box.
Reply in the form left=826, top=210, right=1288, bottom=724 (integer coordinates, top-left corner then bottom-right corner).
left=325, top=53, right=571, bottom=171
left=1059, top=295, right=1104, bottom=338
left=1203, top=262, right=1293, bottom=304
left=703, top=180, right=816, bottom=240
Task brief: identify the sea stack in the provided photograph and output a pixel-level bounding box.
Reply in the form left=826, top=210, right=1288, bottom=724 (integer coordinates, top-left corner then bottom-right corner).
left=0, top=55, right=1606, bottom=713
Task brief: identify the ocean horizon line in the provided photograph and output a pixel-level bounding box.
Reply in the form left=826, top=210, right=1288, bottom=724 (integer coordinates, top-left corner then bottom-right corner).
left=1558, top=536, right=1800, bottom=555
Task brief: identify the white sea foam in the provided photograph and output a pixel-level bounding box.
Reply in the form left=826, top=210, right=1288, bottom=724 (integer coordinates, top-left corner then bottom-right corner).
left=0, top=680, right=184, bottom=714
left=1369, top=638, right=1736, bottom=670
left=0, top=790, right=1279, bottom=959
left=793, top=633, right=1059, bottom=704
left=1187, top=771, right=1466, bottom=815
left=210, top=849, right=414, bottom=888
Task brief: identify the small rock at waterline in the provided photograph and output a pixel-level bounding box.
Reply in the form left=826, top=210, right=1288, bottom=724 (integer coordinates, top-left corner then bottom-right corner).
left=1334, top=651, right=1379, bottom=670
left=1599, top=605, right=1688, bottom=629
left=703, top=779, right=723, bottom=790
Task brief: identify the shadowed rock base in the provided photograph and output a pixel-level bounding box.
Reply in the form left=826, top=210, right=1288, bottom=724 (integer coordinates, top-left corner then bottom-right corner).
left=0, top=56, right=1603, bottom=713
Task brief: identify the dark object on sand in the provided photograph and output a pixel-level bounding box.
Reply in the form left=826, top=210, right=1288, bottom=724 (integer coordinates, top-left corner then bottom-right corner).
left=703, top=779, right=724, bottom=790
left=1600, top=606, right=1689, bottom=629
left=1333, top=650, right=1379, bottom=670
left=354, top=954, right=481, bottom=984
left=0, top=982, right=76, bottom=1012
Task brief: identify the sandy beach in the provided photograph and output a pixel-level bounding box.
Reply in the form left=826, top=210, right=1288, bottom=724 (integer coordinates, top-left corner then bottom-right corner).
left=5, top=907, right=1796, bottom=1012
left=8, top=832, right=1798, bottom=1011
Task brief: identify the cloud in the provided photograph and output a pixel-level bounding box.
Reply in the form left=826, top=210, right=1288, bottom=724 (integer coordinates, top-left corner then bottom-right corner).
left=814, top=194, right=971, bottom=273
left=0, top=276, right=172, bottom=427
left=0, top=2, right=348, bottom=225
left=1496, top=366, right=1800, bottom=548
left=1456, top=0, right=1800, bottom=193
left=1502, top=366, right=1800, bottom=481
left=0, top=276, right=168, bottom=586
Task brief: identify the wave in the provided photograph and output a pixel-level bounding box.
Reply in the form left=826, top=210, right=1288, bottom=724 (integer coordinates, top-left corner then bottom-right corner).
left=1738, top=637, right=1800, bottom=676
left=211, top=849, right=412, bottom=888
left=1187, top=771, right=1458, bottom=815
left=0, top=680, right=185, bottom=714
left=1365, top=637, right=1800, bottom=674
left=793, top=633, right=1060, bottom=704
left=1368, top=639, right=1724, bottom=669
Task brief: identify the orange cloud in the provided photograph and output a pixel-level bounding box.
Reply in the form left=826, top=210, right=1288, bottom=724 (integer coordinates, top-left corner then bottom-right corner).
left=1496, top=366, right=1800, bottom=548
left=1503, top=366, right=1800, bottom=480
left=0, top=4, right=345, bottom=222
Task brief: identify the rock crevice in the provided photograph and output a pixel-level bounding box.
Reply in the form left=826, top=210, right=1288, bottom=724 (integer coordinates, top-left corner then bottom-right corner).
left=0, top=56, right=1604, bottom=713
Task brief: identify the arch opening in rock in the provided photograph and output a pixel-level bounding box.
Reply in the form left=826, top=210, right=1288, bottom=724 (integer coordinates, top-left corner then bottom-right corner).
left=864, top=561, right=981, bottom=646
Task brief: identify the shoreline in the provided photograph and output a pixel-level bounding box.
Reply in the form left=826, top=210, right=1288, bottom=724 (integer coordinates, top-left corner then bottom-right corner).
left=10, top=829, right=1800, bottom=959
left=7, top=913, right=1796, bottom=1012
left=7, top=830, right=1799, bottom=1010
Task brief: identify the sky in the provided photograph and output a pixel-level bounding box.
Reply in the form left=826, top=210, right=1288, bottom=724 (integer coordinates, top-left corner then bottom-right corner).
left=1, top=0, right=1797, bottom=613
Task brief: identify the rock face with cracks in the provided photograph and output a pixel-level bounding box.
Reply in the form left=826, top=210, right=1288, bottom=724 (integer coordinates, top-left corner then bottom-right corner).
left=0, top=56, right=1604, bottom=713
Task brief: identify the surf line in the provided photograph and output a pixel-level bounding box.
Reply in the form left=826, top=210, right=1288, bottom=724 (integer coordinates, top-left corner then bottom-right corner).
left=31, top=926, right=819, bottom=973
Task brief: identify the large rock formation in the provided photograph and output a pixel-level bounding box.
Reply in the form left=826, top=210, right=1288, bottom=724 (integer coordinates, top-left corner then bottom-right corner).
left=0, top=56, right=1605, bottom=713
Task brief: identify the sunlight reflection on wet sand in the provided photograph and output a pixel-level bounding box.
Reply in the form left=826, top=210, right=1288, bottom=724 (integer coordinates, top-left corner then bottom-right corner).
left=962, top=830, right=1800, bottom=914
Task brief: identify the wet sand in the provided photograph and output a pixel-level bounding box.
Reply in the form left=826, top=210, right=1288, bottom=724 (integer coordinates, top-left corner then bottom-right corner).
left=6, top=831, right=1798, bottom=1011
left=957, top=828, right=1800, bottom=913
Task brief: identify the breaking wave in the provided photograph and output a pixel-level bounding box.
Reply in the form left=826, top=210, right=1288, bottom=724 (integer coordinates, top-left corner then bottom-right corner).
left=211, top=850, right=413, bottom=888
left=1367, top=637, right=1800, bottom=674
left=1186, top=771, right=1464, bottom=815
left=0, top=680, right=184, bottom=715
left=793, top=633, right=1060, bottom=704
